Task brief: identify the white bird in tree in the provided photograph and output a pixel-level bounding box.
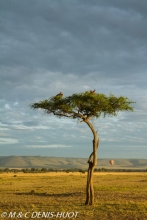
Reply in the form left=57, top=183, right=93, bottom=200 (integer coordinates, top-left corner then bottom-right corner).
left=90, top=89, right=96, bottom=94
left=55, top=92, right=63, bottom=98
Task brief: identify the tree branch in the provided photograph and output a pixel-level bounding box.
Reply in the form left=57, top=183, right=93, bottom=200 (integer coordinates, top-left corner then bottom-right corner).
left=87, top=152, right=94, bottom=163
left=51, top=111, right=87, bottom=120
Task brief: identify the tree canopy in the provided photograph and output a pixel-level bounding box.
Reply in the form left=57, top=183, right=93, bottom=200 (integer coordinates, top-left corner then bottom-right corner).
left=31, top=91, right=134, bottom=120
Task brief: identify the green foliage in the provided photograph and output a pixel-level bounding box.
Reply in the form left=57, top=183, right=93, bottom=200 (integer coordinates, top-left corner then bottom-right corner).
left=31, top=168, right=36, bottom=172
left=4, top=168, right=10, bottom=172
left=22, top=168, right=30, bottom=173
left=30, top=91, right=135, bottom=120
left=41, top=168, right=48, bottom=172
left=79, top=169, right=85, bottom=174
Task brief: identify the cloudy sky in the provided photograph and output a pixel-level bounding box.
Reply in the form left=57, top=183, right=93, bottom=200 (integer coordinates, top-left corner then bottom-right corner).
left=0, top=0, right=147, bottom=159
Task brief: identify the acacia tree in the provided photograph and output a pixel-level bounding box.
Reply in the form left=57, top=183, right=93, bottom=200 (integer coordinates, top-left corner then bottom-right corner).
left=30, top=91, right=134, bottom=205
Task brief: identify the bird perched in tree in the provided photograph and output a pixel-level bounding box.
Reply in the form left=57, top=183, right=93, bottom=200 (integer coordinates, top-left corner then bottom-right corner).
left=55, top=92, right=63, bottom=98
left=90, top=89, right=96, bottom=94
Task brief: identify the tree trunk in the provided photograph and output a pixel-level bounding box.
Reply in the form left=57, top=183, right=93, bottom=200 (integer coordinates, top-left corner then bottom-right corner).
left=85, top=120, right=99, bottom=205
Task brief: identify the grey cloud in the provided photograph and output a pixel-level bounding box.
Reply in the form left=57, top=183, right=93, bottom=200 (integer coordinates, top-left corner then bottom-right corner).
left=1, top=0, right=147, bottom=77
left=0, top=0, right=147, bottom=158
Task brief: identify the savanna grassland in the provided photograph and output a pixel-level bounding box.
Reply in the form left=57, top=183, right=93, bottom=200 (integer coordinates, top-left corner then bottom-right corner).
left=0, top=172, right=147, bottom=220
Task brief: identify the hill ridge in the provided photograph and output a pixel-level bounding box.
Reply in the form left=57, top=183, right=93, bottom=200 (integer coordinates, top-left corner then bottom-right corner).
left=0, top=156, right=147, bottom=169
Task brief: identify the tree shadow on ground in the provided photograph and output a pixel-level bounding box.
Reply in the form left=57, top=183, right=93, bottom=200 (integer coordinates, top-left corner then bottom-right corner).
left=15, top=191, right=83, bottom=197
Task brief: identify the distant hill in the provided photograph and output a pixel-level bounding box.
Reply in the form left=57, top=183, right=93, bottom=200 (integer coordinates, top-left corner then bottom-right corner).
left=0, top=156, right=147, bottom=169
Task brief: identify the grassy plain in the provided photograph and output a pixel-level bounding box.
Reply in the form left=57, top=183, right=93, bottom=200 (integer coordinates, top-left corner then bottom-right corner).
left=0, top=172, right=147, bottom=220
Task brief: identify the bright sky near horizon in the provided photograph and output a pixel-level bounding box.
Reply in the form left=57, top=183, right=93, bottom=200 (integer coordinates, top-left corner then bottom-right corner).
left=0, top=0, right=147, bottom=159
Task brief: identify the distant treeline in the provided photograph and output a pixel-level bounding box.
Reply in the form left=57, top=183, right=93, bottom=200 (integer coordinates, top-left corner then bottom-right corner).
left=95, top=168, right=147, bottom=172
left=0, top=168, right=85, bottom=173
left=0, top=167, right=147, bottom=173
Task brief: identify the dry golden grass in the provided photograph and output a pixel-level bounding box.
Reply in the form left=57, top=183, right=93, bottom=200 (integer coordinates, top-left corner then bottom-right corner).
left=0, top=172, right=147, bottom=220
